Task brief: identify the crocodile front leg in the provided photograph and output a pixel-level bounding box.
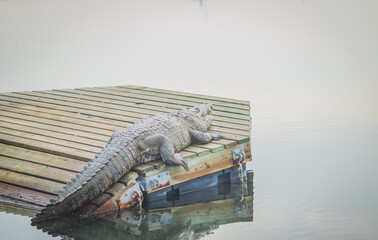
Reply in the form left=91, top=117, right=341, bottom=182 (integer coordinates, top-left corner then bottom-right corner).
left=189, top=130, right=224, bottom=144
left=140, top=134, right=189, bottom=171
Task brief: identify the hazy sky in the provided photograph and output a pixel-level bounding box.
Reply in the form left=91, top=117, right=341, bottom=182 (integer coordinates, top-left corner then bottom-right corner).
left=1, top=1, right=378, bottom=239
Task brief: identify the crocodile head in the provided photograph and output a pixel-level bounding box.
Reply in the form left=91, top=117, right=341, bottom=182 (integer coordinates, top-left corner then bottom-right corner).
left=179, top=103, right=213, bottom=132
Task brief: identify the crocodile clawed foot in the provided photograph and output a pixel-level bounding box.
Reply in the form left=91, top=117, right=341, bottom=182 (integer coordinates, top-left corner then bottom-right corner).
left=175, top=153, right=189, bottom=172
left=164, top=153, right=190, bottom=171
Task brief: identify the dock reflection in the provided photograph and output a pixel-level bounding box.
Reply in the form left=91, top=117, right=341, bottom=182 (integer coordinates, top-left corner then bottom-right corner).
left=33, top=174, right=253, bottom=240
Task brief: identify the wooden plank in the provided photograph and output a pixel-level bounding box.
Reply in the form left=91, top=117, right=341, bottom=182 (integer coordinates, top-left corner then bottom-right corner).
left=25, top=90, right=251, bottom=130
left=90, top=193, right=112, bottom=207
left=13, top=91, right=145, bottom=122
left=0, top=94, right=139, bottom=126
left=43, top=89, right=156, bottom=118
left=0, top=182, right=55, bottom=206
left=208, top=125, right=250, bottom=137
left=53, top=88, right=250, bottom=130
left=0, top=103, right=248, bottom=152
left=0, top=95, right=249, bottom=135
left=212, top=139, right=238, bottom=149
left=0, top=108, right=113, bottom=137
left=184, top=146, right=211, bottom=157
left=208, top=130, right=250, bottom=144
left=180, top=151, right=197, bottom=160
left=0, top=127, right=102, bottom=153
left=0, top=156, right=75, bottom=183
left=0, top=114, right=110, bottom=142
left=133, top=164, right=155, bottom=175
left=0, top=102, right=124, bottom=131
left=118, top=171, right=139, bottom=185
left=0, top=169, right=65, bottom=195
left=0, top=133, right=95, bottom=161
left=0, top=121, right=106, bottom=149
left=124, top=85, right=250, bottom=106
left=195, top=142, right=224, bottom=153
left=144, top=160, right=165, bottom=170
left=78, top=87, right=250, bottom=125
left=0, top=143, right=86, bottom=172
left=96, top=87, right=251, bottom=121
left=105, top=183, right=125, bottom=197
left=117, top=85, right=251, bottom=114
left=0, top=99, right=127, bottom=129
left=56, top=88, right=250, bottom=130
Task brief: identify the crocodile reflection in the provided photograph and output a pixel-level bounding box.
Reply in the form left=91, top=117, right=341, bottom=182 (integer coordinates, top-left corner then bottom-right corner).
left=33, top=176, right=253, bottom=240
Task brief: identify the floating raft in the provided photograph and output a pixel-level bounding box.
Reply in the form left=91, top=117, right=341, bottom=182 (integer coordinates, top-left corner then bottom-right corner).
left=0, top=85, right=251, bottom=212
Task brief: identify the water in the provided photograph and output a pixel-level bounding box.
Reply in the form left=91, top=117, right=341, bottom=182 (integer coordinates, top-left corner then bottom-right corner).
left=1, top=0, right=377, bottom=239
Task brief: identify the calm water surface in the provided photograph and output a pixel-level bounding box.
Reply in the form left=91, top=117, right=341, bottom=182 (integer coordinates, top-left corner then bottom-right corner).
left=1, top=0, right=377, bottom=239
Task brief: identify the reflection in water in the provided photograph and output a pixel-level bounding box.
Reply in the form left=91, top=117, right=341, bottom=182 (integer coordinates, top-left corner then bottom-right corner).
left=32, top=177, right=253, bottom=240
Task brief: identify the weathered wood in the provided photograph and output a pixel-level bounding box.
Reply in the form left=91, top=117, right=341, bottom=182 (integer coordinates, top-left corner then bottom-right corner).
left=101, top=86, right=251, bottom=121
left=79, top=87, right=250, bottom=125
left=49, top=89, right=249, bottom=130
left=0, top=133, right=95, bottom=161
left=12, top=91, right=144, bottom=123
left=214, top=139, right=238, bottom=149
left=180, top=151, right=197, bottom=160
left=0, top=120, right=106, bottom=148
left=209, top=125, right=250, bottom=137
left=14, top=90, right=250, bottom=135
left=0, top=114, right=111, bottom=142
left=0, top=169, right=65, bottom=195
left=0, top=127, right=103, bottom=153
left=103, top=86, right=250, bottom=117
left=0, top=99, right=127, bottom=128
left=0, top=102, right=124, bottom=131
left=105, top=183, right=126, bottom=197
left=144, top=160, right=165, bottom=170
left=0, top=94, right=138, bottom=126
left=123, top=85, right=250, bottom=107
left=118, top=171, right=139, bottom=185
left=0, top=143, right=86, bottom=172
left=0, top=156, right=75, bottom=183
left=208, top=131, right=250, bottom=144
left=0, top=105, right=114, bottom=137
left=0, top=182, right=55, bottom=206
left=90, top=193, right=112, bottom=207
left=195, top=142, right=224, bottom=153
left=117, top=85, right=251, bottom=114
left=184, top=146, right=211, bottom=157
left=132, top=164, right=155, bottom=176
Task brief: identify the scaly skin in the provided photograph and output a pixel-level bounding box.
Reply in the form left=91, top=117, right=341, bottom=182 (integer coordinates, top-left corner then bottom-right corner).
left=32, top=103, right=223, bottom=222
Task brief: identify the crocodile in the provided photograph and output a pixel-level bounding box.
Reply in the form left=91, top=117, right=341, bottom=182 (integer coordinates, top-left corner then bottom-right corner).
left=32, top=103, right=223, bottom=222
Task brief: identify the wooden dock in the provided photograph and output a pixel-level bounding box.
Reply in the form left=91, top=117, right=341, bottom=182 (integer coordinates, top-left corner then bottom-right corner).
left=0, top=85, right=251, bottom=212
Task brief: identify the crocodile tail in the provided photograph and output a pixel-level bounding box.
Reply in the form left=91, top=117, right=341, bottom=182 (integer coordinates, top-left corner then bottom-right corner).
left=32, top=140, right=138, bottom=223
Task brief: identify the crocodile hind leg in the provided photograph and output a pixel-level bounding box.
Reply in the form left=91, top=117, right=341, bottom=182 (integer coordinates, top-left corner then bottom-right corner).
left=141, top=134, right=189, bottom=171
left=189, top=130, right=224, bottom=144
